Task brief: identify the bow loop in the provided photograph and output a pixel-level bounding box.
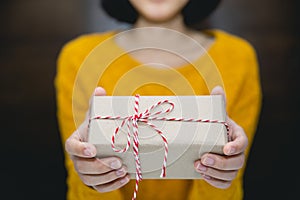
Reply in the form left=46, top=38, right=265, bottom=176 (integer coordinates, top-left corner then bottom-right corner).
left=144, top=99, right=174, bottom=119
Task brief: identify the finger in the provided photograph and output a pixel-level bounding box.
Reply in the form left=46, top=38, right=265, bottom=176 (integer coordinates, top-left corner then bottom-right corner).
left=194, top=162, right=238, bottom=181
left=223, top=118, right=248, bottom=155
left=201, top=174, right=232, bottom=189
left=79, top=166, right=128, bottom=186
left=65, top=133, right=96, bottom=158
left=93, top=174, right=130, bottom=193
left=89, top=87, right=106, bottom=106
left=66, top=87, right=107, bottom=156
left=210, top=85, right=226, bottom=106
left=86, top=87, right=107, bottom=119
left=200, top=153, right=245, bottom=171
left=74, top=157, right=123, bottom=174
left=94, top=87, right=106, bottom=96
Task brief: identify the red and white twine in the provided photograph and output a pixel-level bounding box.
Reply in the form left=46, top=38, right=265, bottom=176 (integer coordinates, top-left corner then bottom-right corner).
left=90, top=95, right=229, bottom=200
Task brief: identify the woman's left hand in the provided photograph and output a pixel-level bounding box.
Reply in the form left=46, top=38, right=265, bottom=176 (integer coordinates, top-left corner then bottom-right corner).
left=194, top=86, right=248, bottom=189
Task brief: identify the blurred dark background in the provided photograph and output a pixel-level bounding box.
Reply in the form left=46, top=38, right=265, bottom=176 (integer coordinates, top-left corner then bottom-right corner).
left=1, top=0, right=299, bottom=199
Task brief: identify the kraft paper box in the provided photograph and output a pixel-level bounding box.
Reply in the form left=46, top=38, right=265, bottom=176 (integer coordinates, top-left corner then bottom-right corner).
left=88, top=95, right=228, bottom=179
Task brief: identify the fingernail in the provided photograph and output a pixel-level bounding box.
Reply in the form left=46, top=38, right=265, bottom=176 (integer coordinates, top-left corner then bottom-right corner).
left=94, top=87, right=101, bottom=93
left=120, top=176, right=129, bottom=184
left=202, top=174, right=211, bottom=180
left=228, top=147, right=236, bottom=155
left=110, top=160, right=122, bottom=169
left=197, top=163, right=207, bottom=172
left=116, top=168, right=125, bottom=176
left=83, top=147, right=93, bottom=156
left=203, top=157, right=214, bottom=166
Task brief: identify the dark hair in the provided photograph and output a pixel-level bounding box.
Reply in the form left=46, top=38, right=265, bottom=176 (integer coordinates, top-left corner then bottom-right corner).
left=101, top=0, right=221, bottom=26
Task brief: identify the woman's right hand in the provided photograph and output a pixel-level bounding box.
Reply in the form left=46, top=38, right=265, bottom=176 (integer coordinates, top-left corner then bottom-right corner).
left=65, top=87, right=130, bottom=193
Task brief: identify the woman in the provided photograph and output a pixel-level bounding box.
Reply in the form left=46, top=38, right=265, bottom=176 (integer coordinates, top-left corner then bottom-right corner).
left=55, top=0, right=262, bottom=199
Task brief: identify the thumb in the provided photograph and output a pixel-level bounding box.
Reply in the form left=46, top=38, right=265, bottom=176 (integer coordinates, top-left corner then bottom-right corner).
left=94, top=87, right=106, bottom=96
left=210, top=86, right=226, bottom=106
left=88, top=87, right=106, bottom=107
left=86, top=87, right=107, bottom=120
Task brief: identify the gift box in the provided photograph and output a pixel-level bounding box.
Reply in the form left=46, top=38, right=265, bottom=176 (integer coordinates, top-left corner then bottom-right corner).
left=88, top=95, right=228, bottom=179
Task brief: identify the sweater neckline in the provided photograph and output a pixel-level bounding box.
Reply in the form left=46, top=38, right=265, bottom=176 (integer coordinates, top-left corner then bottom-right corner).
left=106, top=29, right=221, bottom=73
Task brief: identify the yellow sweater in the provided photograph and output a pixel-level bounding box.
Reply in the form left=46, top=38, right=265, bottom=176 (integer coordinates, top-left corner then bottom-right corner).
left=55, top=29, right=262, bottom=200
